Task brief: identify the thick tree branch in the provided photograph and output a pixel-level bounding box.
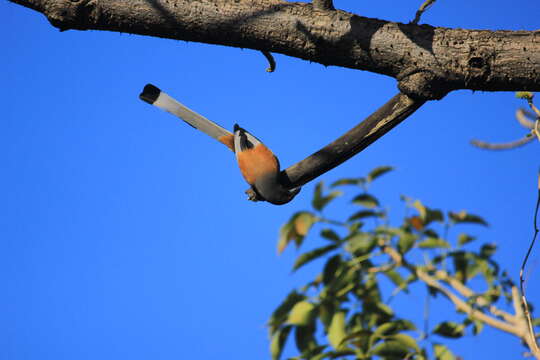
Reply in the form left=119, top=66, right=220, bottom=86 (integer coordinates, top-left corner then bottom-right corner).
left=10, top=0, right=540, bottom=99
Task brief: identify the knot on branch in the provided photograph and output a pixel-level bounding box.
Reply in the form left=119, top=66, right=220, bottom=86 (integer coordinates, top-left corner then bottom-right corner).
left=397, top=69, right=449, bottom=100
left=463, top=50, right=493, bottom=87
left=312, top=0, right=335, bottom=11
left=45, top=0, right=100, bottom=31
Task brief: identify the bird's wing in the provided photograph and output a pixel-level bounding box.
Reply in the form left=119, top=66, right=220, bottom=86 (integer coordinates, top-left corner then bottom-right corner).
left=139, top=84, right=234, bottom=151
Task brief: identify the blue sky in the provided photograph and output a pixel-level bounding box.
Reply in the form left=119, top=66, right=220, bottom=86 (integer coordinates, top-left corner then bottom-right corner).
left=1, top=0, right=538, bottom=359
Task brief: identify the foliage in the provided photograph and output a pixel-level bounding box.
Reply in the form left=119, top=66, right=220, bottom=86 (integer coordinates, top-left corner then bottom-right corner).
left=269, top=166, right=536, bottom=360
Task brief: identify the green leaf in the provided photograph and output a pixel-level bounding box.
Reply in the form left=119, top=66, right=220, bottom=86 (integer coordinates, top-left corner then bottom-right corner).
left=293, top=244, right=339, bottom=271
left=348, top=210, right=384, bottom=222
left=370, top=340, right=411, bottom=358
left=433, top=343, right=456, bottom=360
left=378, top=303, right=394, bottom=317
left=425, top=208, right=444, bottom=224
left=412, top=200, right=427, bottom=219
left=313, top=182, right=324, bottom=210
left=458, top=233, right=476, bottom=246
left=412, top=200, right=444, bottom=224
left=309, top=352, right=332, bottom=360
left=515, top=91, right=534, bottom=100
left=393, top=319, right=416, bottom=331
left=398, top=232, right=417, bottom=254
left=367, top=166, right=394, bottom=183
left=328, top=311, right=347, bottom=350
left=318, top=302, right=335, bottom=329
left=295, top=324, right=317, bottom=353
left=448, top=210, right=489, bottom=227
left=270, top=325, right=292, bottom=360
left=339, top=329, right=372, bottom=348
left=346, top=233, right=376, bottom=255
left=368, top=320, right=417, bottom=350
left=433, top=321, right=465, bottom=338
left=299, top=345, right=327, bottom=360
left=347, top=221, right=363, bottom=234
left=287, top=301, right=316, bottom=326
left=331, top=178, right=361, bottom=187
left=471, top=319, right=484, bottom=335
left=452, top=251, right=468, bottom=283
left=278, top=221, right=301, bottom=254
left=352, top=193, right=379, bottom=208
left=312, top=182, right=342, bottom=211
left=369, top=321, right=406, bottom=348
left=321, top=229, right=341, bottom=242
left=388, top=333, right=421, bottom=353
left=293, top=212, right=318, bottom=236
left=418, top=237, right=450, bottom=249
left=322, top=254, right=342, bottom=286
left=480, top=243, right=497, bottom=258
left=269, top=291, right=306, bottom=333
left=383, top=269, right=407, bottom=291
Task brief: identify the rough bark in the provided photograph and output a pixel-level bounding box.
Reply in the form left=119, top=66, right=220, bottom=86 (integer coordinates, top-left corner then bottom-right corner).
left=10, top=0, right=540, bottom=99
left=10, top=0, right=540, bottom=204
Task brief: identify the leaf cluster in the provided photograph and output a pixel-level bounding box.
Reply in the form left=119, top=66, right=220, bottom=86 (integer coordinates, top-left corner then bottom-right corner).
left=270, top=167, right=526, bottom=360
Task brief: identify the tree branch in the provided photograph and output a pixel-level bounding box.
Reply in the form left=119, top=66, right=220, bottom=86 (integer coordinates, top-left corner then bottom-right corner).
left=372, top=244, right=528, bottom=335
left=10, top=0, right=540, bottom=99
left=411, top=0, right=437, bottom=25
left=434, top=270, right=517, bottom=324
left=470, top=134, right=535, bottom=150
left=516, top=109, right=537, bottom=130
left=512, top=286, right=540, bottom=359
left=416, top=269, right=523, bottom=337
left=261, top=50, right=276, bottom=72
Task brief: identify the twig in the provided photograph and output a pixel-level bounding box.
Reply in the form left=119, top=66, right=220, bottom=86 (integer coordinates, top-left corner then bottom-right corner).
left=519, top=170, right=540, bottom=355
left=435, top=270, right=517, bottom=324
left=261, top=51, right=276, bottom=72
left=528, top=101, right=540, bottom=118
left=516, top=109, right=536, bottom=130
left=470, top=135, right=534, bottom=150
left=423, top=291, right=430, bottom=340
left=512, top=286, right=540, bottom=359
left=411, top=0, right=437, bottom=24
left=416, top=269, right=522, bottom=336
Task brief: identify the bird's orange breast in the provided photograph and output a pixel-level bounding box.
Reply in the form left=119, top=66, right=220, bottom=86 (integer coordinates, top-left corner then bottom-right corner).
left=236, top=143, right=278, bottom=185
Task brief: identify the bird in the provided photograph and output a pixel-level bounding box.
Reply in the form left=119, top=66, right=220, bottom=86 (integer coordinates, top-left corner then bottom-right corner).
left=139, top=84, right=300, bottom=205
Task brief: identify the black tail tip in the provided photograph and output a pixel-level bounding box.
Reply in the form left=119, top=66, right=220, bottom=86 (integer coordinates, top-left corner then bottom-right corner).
left=139, top=84, right=161, bottom=104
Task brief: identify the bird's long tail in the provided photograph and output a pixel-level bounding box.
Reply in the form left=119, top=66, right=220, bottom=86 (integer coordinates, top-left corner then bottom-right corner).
left=139, top=84, right=234, bottom=151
